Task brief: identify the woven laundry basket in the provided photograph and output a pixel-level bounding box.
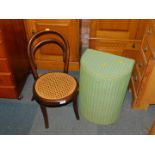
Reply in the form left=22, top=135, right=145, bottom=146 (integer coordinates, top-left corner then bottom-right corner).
left=79, top=49, right=135, bottom=125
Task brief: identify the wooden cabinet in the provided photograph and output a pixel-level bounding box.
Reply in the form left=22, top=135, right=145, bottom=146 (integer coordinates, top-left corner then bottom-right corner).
left=130, top=20, right=155, bottom=109
left=24, top=19, right=80, bottom=71
left=149, top=121, right=155, bottom=134
left=0, top=20, right=29, bottom=98
left=89, top=19, right=147, bottom=56
left=90, top=19, right=139, bottom=39
left=89, top=19, right=155, bottom=110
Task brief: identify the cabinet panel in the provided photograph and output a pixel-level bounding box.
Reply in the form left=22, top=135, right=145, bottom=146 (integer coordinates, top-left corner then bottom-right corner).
left=92, top=39, right=141, bottom=55
left=24, top=19, right=80, bottom=70
left=135, top=50, right=147, bottom=77
left=0, top=33, right=7, bottom=58
left=133, top=60, right=155, bottom=109
left=0, top=42, right=6, bottom=58
left=0, top=86, right=17, bottom=98
left=0, top=59, right=10, bottom=72
left=141, top=37, right=152, bottom=62
left=34, top=19, right=71, bottom=25
left=0, top=19, right=30, bottom=98
left=98, top=20, right=130, bottom=31
left=145, top=20, right=155, bottom=58
left=125, top=44, right=147, bottom=78
left=89, top=19, right=142, bottom=55
left=130, top=77, right=138, bottom=101
left=149, top=121, right=155, bottom=135
left=132, top=64, right=142, bottom=94
left=34, top=20, right=72, bottom=57
left=90, top=19, right=139, bottom=39
left=132, top=20, right=155, bottom=109
left=0, top=73, right=14, bottom=86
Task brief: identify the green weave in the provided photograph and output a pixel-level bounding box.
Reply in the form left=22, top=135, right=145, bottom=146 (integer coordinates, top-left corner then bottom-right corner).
left=79, top=49, right=135, bottom=124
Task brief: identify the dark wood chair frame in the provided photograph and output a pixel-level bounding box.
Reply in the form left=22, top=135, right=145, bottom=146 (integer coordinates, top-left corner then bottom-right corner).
left=27, top=30, right=79, bottom=128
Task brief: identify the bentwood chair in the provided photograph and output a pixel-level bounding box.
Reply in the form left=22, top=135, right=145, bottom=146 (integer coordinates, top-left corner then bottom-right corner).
left=27, top=30, right=79, bottom=128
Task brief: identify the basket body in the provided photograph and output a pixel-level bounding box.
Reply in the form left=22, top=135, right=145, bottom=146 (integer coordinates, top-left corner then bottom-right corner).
left=79, top=49, right=135, bottom=124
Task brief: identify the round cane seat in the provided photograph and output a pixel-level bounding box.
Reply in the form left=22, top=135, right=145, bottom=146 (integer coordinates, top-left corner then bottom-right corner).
left=34, top=72, right=77, bottom=100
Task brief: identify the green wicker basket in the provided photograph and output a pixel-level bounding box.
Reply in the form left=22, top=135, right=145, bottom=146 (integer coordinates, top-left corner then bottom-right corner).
left=79, top=49, right=135, bottom=125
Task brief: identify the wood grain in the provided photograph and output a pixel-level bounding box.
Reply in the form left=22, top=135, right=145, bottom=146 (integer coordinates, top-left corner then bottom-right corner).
left=24, top=19, right=80, bottom=70
left=0, top=19, right=30, bottom=98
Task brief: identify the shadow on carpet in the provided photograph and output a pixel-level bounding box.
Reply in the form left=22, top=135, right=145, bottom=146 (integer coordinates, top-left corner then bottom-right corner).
left=0, top=102, right=38, bottom=135
left=30, top=104, right=98, bottom=135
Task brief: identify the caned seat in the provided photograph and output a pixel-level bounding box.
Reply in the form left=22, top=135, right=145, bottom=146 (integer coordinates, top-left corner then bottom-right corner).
left=27, top=30, right=79, bottom=128
left=34, top=72, right=77, bottom=101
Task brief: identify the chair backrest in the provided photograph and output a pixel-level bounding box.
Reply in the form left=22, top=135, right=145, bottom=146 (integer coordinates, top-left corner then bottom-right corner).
left=27, top=30, right=70, bottom=80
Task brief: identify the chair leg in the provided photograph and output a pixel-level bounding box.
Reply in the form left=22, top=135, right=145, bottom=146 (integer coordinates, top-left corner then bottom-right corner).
left=31, top=95, right=35, bottom=101
left=39, top=104, right=49, bottom=128
left=73, top=93, right=80, bottom=120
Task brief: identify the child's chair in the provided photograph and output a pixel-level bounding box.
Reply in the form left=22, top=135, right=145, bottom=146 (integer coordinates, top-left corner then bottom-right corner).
left=27, top=30, right=79, bottom=128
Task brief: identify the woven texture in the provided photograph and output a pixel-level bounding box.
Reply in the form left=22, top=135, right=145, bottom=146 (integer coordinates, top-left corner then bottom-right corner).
left=35, top=72, right=77, bottom=100
left=79, top=49, right=135, bottom=125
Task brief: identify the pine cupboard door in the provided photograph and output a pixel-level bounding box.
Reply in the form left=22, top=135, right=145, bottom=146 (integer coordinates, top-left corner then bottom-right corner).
left=90, top=19, right=139, bottom=39
left=24, top=19, right=80, bottom=70
left=89, top=19, right=141, bottom=55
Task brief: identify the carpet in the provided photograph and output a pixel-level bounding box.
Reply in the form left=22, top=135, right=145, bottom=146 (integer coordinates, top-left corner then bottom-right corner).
left=0, top=71, right=155, bottom=135
left=0, top=102, right=38, bottom=135
left=97, top=92, right=155, bottom=135
left=30, top=105, right=98, bottom=135
left=30, top=91, right=155, bottom=135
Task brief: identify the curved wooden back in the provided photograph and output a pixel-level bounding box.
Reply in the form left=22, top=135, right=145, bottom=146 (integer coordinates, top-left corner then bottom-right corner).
left=27, top=30, right=70, bottom=80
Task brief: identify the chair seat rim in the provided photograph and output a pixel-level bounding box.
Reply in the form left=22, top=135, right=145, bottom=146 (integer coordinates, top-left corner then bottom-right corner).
left=33, top=72, right=78, bottom=104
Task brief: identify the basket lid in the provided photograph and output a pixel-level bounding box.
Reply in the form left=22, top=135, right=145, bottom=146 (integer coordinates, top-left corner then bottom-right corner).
left=80, top=49, right=135, bottom=79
